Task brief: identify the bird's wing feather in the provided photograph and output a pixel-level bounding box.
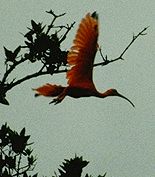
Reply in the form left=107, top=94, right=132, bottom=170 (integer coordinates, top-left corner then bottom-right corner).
left=67, top=12, right=99, bottom=89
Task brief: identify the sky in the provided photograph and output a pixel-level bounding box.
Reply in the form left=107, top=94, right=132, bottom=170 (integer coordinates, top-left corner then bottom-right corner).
left=0, top=0, right=155, bottom=177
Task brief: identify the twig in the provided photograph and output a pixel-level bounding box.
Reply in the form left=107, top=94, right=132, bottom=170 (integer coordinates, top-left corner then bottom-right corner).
left=59, top=22, right=75, bottom=44
left=94, top=26, right=149, bottom=67
left=13, top=163, right=35, bottom=177
left=117, top=26, right=149, bottom=59
left=16, top=153, right=22, bottom=177
left=46, top=10, right=66, bottom=35
left=1, top=57, right=27, bottom=84
left=98, top=46, right=106, bottom=61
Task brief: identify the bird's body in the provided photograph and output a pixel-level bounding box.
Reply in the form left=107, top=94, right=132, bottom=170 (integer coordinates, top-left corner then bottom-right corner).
left=34, top=12, right=135, bottom=107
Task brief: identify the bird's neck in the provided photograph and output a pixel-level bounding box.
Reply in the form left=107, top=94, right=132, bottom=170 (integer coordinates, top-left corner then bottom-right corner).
left=97, top=90, right=111, bottom=98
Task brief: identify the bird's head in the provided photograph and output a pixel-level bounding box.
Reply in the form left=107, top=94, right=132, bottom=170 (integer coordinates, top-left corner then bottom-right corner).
left=104, top=89, right=135, bottom=107
left=91, top=11, right=98, bottom=20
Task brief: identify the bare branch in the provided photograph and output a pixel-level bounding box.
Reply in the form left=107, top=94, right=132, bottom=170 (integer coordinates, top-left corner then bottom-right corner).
left=98, top=46, right=106, bottom=61
left=59, top=22, right=76, bottom=44
left=94, top=26, right=149, bottom=67
left=5, top=68, right=67, bottom=92
left=118, top=26, right=149, bottom=59
left=46, top=10, right=66, bottom=35
left=6, top=71, right=49, bottom=91
left=17, top=153, right=22, bottom=177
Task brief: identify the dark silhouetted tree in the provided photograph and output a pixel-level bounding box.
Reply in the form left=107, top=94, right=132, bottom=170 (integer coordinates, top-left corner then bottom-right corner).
left=0, top=123, right=106, bottom=177
left=0, top=123, right=37, bottom=177
left=53, top=156, right=106, bottom=177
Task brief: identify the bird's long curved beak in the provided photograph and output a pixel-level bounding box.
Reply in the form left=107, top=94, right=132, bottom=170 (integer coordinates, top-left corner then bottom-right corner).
left=117, top=93, right=135, bottom=107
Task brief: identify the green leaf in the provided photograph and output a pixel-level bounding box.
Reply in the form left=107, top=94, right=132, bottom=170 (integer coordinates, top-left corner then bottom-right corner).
left=32, top=173, right=38, bottom=177
left=31, top=20, right=42, bottom=33
left=25, top=148, right=33, bottom=156
left=20, top=128, right=26, bottom=136
left=31, top=20, right=38, bottom=30
left=5, top=156, right=16, bottom=169
left=28, top=155, right=36, bottom=166
left=25, top=31, right=34, bottom=41
left=4, top=47, right=15, bottom=62
left=3, top=46, right=19, bottom=63
left=14, top=46, right=21, bottom=57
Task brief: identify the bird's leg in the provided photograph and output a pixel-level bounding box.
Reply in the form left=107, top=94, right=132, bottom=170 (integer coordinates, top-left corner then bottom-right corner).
left=49, top=87, right=68, bottom=105
left=50, top=95, right=64, bottom=105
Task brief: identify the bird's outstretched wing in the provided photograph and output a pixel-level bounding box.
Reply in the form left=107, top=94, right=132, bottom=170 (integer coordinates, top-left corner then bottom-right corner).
left=67, top=12, right=99, bottom=89
left=33, top=84, right=65, bottom=97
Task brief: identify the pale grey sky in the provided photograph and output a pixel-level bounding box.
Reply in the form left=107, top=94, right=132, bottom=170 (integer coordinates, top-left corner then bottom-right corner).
left=0, top=1, right=155, bottom=177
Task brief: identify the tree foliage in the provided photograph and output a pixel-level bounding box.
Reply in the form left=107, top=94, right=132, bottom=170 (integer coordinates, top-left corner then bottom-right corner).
left=0, top=10, right=75, bottom=105
left=0, top=123, right=37, bottom=177
left=54, top=156, right=106, bottom=177
left=0, top=123, right=106, bottom=177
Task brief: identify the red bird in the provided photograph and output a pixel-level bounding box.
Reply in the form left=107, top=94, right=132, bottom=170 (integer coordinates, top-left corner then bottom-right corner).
left=34, top=12, right=135, bottom=107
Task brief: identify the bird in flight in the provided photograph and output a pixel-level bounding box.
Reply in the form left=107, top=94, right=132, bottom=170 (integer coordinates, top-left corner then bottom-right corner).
left=33, top=12, right=135, bottom=107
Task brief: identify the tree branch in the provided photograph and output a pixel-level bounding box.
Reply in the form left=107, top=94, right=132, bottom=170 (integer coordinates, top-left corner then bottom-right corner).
left=16, top=154, right=22, bottom=177
left=6, top=71, right=49, bottom=91
left=59, top=22, right=76, bottom=44
left=5, top=68, right=68, bottom=92
left=1, top=57, right=27, bottom=85
left=94, top=26, right=149, bottom=67
left=46, top=10, right=66, bottom=35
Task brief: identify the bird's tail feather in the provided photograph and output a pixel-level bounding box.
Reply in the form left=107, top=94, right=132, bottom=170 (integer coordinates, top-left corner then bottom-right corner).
left=33, top=84, right=65, bottom=97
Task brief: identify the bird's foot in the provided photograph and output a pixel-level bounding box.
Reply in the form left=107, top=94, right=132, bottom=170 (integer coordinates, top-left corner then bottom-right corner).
left=49, top=98, right=61, bottom=105
left=49, top=88, right=67, bottom=105
left=49, top=95, right=65, bottom=105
